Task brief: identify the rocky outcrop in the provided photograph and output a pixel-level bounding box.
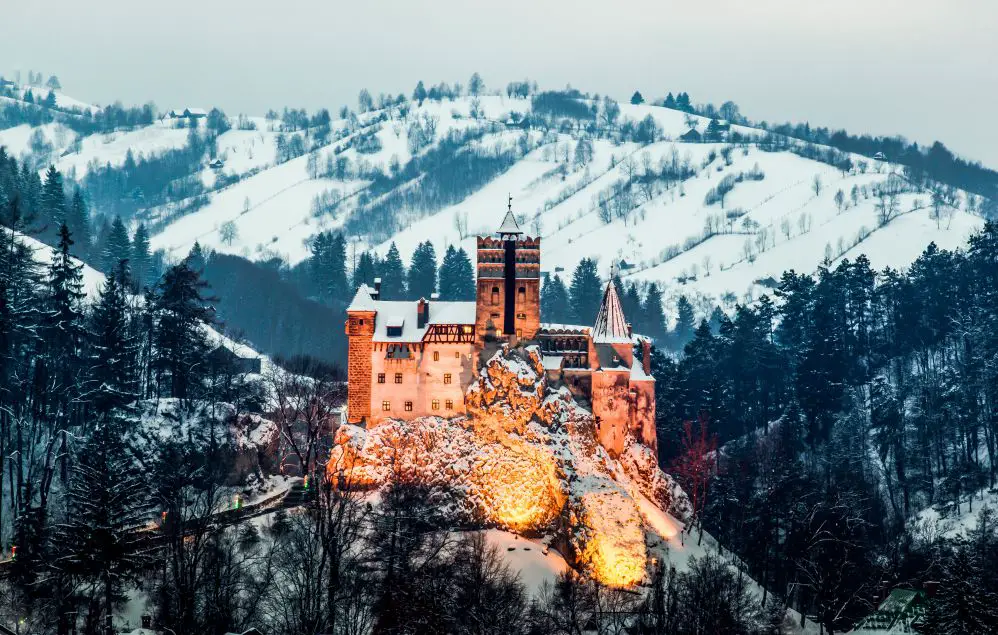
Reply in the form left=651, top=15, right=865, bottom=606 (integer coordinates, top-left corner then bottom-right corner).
left=329, top=344, right=688, bottom=587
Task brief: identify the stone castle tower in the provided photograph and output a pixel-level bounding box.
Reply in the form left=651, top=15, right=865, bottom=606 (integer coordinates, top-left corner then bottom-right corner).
left=475, top=202, right=540, bottom=344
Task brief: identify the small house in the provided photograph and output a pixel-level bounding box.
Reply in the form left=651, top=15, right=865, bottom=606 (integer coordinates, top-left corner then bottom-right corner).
left=873, top=151, right=887, bottom=161
left=183, top=107, right=208, bottom=119
left=207, top=345, right=262, bottom=375
left=618, top=260, right=635, bottom=271
left=208, top=158, right=225, bottom=169
left=679, top=128, right=702, bottom=143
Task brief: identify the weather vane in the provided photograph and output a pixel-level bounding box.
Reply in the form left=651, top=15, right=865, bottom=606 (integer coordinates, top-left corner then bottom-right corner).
left=508, top=193, right=513, bottom=213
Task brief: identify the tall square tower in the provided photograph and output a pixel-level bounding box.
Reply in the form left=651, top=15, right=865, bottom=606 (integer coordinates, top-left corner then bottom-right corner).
left=475, top=204, right=540, bottom=344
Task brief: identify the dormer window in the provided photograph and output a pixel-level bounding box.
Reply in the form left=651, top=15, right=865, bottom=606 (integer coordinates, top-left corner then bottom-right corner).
left=386, top=316, right=404, bottom=337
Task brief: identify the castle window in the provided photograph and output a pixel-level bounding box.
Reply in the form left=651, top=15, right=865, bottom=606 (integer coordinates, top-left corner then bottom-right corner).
left=455, top=351, right=461, bottom=358
left=445, top=399, right=454, bottom=410
left=359, top=319, right=365, bottom=325
left=404, top=401, right=413, bottom=412
left=382, top=401, right=391, bottom=411
left=377, top=373, right=386, bottom=384
left=518, top=286, right=526, bottom=302
left=394, top=373, right=403, bottom=384
left=491, top=286, right=500, bottom=305
left=517, top=312, right=527, bottom=320
left=444, top=373, right=452, bottom=385
left=516, top=329, right=523, bottom=338
left=462, top=325, right=473, bottom=334
left=432, top=399, right=440, bottom=410
left=433, top=351, right=439, bottom=362
left=490, top=313, right=499, bottom=320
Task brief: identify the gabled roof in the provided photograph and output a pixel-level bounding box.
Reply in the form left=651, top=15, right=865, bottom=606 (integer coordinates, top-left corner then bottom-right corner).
left=592, top=281, right=631, bottom=344
left=498, top=208, right=522, bottom=235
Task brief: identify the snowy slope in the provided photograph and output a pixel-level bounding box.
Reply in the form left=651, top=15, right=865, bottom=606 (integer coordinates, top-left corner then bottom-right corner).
left=5, top=88, right=985, bottom=324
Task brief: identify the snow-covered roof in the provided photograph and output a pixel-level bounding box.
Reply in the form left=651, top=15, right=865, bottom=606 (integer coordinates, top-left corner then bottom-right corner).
left=372, top=300, right=476, bottom=342
left=497, top=207, right=522, bottom=235
left=184, top=107, right=208, bottom=116
left=591, top=281, right=631, bottom=344
left=347, top=284, right=378, bottom=311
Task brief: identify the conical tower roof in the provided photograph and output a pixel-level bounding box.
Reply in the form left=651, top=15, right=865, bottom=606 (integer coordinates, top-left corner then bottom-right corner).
left=498, top=194, right=522, bottom=236
left=592, top=279, right=631, bottom=344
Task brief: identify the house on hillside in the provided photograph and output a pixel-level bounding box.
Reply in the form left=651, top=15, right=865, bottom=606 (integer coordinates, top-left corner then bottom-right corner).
left=679, top=128, right=702, bottom=143
left=0, top=77, right=16, bottom=89
left=168, top=107, right=208, bottom=119
left=848, top=588, right=926, bottom=634
left=208, top=158, right=225, bottom=169
left=873, top=151, right=887, bottom=161
left=208, top=345, right=262, bottom=375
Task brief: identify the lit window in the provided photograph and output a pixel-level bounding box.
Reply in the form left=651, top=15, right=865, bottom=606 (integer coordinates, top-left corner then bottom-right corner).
left=377, top=373, right=386, bottom=384
left=405, top=401, right=413, bottom=412
left=517, top=312, right=527, bottom=320
left=433, top=351, right=439, bottom=362
left=445, top=399, right=454, bottom=410
left=444, top=373, right=452, bottom=384
left=455, top=351, right=461, bottom=358
left=461, top=325, right=473, bottom=334
left=395, top=373, right=403, bottom=384
left=432, top=399, right=440, bottom=410
left=516, top=329, right=523, bottom=338
left=382, top=401, right=391, bottom=411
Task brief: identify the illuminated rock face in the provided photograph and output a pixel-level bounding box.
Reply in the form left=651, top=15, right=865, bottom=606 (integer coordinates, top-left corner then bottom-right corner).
left=329, top=344, right=686, bottom=587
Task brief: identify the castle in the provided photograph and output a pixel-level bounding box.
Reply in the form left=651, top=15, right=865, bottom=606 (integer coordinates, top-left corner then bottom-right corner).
left=345, top=205, right=656, bottom=459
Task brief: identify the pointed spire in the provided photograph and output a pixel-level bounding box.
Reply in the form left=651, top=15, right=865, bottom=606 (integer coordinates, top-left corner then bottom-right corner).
left=592, top=274, right=631, bottom=344
left=498, top=193, right=522, bottom=236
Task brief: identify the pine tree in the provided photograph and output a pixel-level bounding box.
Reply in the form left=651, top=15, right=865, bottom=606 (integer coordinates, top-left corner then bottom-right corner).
left=380, top=242, right=406, bottom=300
left=672, top=295, right=695, bottom=347
left=102, top=216, right=132, bottom=274
left=630, top=91, right=645, bottom=105
left=642, top=283, right=668, bottom=342
left=438, top=245, right=475, bottom=301
left=622, top=283, right=642, bottom=326
left=569, top=258, right=602, bottom=325
left=53, top=424, right=152, bottom=631
left=541, top=274, right=571, bottom=323
left=131, top=223, right=151, bottom=291
left=310, top=231, right=349, bottom=304
left=41, top=165, right=66, bottom=240
left=664, top=92, right=677, bottom=109
left=45, top=224, right=87, bottom=427
left=67, top=188, right=91, bottom=260
left=407, top=241, right=437, bottom=300
left=353, top=251, right=378, bottom=290
left=90, top=267, right=139, bottom=418
left=413, top=80, right=427, bottom=104
left=185, top=241, right=207, bottom=273
left=152, top=262, right=214, bottom=400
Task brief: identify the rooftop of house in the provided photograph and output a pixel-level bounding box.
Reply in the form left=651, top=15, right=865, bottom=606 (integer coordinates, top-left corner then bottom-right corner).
left=348, top=286, right=476, bottom=342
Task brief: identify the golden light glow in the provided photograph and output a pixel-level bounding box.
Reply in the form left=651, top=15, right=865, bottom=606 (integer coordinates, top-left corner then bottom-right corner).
left=471, top=442, right=564, bottom=532
left=578, top=490, right=646, bottom=587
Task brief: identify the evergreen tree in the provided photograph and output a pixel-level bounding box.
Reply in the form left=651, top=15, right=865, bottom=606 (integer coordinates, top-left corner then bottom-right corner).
left=53, top=424, right=152, bottom=632
left=90, top=266, right=139, bottom=418
left=353, top=251, right=378, bottom=291
left=622, top=283, right=642, bottom=326
left=130, top=223, right=151, bottom=291
left=630, top=91, right=645, bottom=105
left=185, top=241, right=207, bottom=274
left=664, top=92, right=677, bottom=109
left=676, top=92, right=693, bottom=112
left=310, top=231, right=348, bottom=304
left=102, top=216, right=131, bottom=275
left=438, top=245, right=475, bottom=301
left=569, top=258, right=602, bottom=325
left=672, top=295, right=695, bottom=347
left=67, top=188, right=91, bottom=260
left=379, top=242, right=406, bottom=300
left=412, top=80, right=427, bottom=104
left=541, top=274, right=570, bottom=323
left=40, top=165, right=66, bottom=239
left=407, top=241, right=437, bottom=300
left=643, top=283, right=668, bottom=342
left=45, top=224, right=87, bottom=427
left=151, top=262, right=214, bottom=400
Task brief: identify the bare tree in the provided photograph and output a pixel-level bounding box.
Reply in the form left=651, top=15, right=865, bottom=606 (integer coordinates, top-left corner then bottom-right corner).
left=812, top=174, right=823, bottom=197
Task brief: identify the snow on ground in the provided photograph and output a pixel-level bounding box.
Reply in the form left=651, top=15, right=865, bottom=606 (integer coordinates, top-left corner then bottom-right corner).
left=53, top=123, right=190, bottom=177
left=479, top=529, right=570, bottom=595
left=911, top=487, right=998, bottom=542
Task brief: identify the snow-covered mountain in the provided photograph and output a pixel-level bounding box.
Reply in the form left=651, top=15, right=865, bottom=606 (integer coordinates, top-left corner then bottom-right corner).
left=4, top=86, right=984, bottom=326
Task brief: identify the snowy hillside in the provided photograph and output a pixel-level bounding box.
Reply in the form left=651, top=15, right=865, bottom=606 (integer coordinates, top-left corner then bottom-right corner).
left=2, top=87, right=987, bottom=325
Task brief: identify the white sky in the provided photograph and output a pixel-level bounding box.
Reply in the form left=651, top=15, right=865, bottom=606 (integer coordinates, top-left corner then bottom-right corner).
left=3, top=0, right=996, bottom=167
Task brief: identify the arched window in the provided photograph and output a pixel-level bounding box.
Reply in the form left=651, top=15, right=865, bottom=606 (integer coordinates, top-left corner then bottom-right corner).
left=491, top=286, right=500, bottom=305
left=518, top=286, right=526, bottom=303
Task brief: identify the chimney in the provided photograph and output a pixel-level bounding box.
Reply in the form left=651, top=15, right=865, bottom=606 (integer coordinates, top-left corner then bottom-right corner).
left=430, top=292, right=440, bottom=300
left=642, top=339, right=652, bottom=376
left=373, top=277, right=382, bottom=300
left=417, top=297, right=429, bottom=329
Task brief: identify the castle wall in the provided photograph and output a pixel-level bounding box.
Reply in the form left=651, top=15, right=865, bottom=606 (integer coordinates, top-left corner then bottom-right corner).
left=368, top=341, right=476, bottom=426
left=591, top=369, right=632, bottom=457
left=345, top=310, right=376, bottom=424
left=629, top=379, right=657, bottom=453
left=475, top=236, right=540, bottom=344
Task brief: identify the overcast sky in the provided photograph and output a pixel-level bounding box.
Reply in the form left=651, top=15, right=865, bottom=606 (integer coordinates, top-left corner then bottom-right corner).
left=3, top=0, right=996, bottom=166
